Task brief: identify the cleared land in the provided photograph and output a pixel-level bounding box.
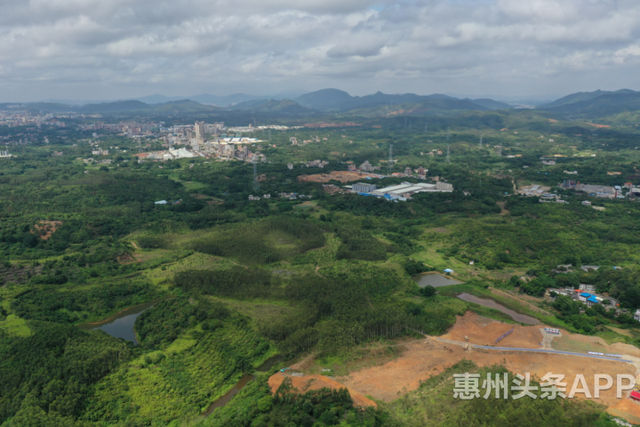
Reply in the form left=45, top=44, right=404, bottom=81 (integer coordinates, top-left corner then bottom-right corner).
left=271, top=312, right=640, bottom=424
left=268, top=374, right=376, bottom=408
left=297, top=171, right=378, bottom=183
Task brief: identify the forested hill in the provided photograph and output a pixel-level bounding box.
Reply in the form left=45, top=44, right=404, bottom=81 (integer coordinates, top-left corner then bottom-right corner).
left=538, top=89, right=640, bottom=118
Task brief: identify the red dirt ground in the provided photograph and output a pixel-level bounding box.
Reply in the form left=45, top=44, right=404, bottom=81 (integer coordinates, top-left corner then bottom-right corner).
left=34, top=220, right=63, bottom=240
left=272, top=312, right=640, bottom=423
left=297, top=171, right=378, bottom=183
left=268, top=373, right=377, bottom=408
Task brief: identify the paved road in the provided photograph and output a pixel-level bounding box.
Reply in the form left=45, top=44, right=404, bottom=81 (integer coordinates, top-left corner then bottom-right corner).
left=473, top=345, right=633, bottom=363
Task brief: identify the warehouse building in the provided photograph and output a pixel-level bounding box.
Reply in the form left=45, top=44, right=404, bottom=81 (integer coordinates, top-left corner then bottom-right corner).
left=371, top=182, right=453, bottom=198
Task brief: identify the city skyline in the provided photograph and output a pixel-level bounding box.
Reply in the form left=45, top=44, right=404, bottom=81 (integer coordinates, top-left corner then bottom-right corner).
left=1, top=0, right=640, bottom=102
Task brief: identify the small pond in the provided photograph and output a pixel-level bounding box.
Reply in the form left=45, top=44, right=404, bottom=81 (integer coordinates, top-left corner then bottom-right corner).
left=77, top=300, right=156, bottom=344
left=456, top=293, right=540, bottom=325
left=412, top=272, right=463, bottom=288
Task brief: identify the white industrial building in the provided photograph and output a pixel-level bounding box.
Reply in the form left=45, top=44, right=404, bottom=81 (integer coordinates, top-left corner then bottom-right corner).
left=371, top=182, right=453, bottom=198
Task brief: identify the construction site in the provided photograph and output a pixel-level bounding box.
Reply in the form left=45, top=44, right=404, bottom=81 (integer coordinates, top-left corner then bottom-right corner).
left=297, top=171, right=379, bottom=183
left=269, top=312, right=640, bottom=424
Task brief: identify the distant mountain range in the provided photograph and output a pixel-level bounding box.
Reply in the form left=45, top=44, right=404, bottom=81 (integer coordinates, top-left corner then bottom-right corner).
left=537, top=89, right=640, bottom=118
left=0, top=89, right=514, bottom=116
left=3, top=88, right=639, bottom=119
left=293, top=89, right=511, bottom=112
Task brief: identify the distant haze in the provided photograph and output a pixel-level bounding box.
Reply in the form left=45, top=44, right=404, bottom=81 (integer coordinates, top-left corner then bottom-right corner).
left=1, top=0, right=640, bottom=102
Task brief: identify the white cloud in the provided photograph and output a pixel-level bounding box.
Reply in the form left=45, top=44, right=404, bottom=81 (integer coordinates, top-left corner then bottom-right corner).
left=1, top=0, right=640, bottom=100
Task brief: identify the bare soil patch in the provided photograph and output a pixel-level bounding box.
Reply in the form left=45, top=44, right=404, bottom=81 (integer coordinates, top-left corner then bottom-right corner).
left=297, top=171, right=377, bottom=183
left=496, top=201, right=510, bottom=215
left=268, top=373, right=376, bottom=407
left=34, top=220, right=63, bottom=240
left=266, top=312, right=640, bottom=424
left=339, top=339, right=635, bottom=409
left=441, top=312, right=543, bottom=348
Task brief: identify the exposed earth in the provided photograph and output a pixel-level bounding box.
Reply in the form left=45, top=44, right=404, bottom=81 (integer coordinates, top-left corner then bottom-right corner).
left=270, top=312, right=640, bottom=424
left=297, top=171, right=378, bottom=183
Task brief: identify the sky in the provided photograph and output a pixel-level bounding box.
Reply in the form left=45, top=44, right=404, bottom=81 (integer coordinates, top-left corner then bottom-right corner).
left=1, top=0, right=640, bottom=102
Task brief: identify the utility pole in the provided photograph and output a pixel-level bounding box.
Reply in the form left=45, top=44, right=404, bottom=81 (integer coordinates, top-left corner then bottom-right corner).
left=268, top=129, right=271, bottom=141
left=447, top=127, right=450, bottom=142
left=479, top=133, right=483, bottom=149
left=424, top=123, right=428, bottom=133
left=446, top=144, right=451, bottom=164
left=388, top=144, right=393, bottom=175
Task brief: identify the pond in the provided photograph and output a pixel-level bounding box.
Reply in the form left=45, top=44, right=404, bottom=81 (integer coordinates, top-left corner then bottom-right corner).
left=456, top=293, right=540, bottom=325
left=77, top=300, right=156, bottom=344
left=412, top=272, right=463, bottom=288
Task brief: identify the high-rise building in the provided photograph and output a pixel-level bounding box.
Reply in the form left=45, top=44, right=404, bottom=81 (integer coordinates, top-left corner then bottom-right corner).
left=195, top=121, right=205, bottom=141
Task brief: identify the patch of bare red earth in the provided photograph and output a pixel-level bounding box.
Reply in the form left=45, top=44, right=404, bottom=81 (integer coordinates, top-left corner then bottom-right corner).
left=269, top=312, right=640, bottom=423
left=268, top=374, right=376, bottom=408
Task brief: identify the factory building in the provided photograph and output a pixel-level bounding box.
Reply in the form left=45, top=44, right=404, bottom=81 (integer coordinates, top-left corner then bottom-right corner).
left=371, top=182, right=453, bottom=198
left=352, top=182, right=378, bottom=193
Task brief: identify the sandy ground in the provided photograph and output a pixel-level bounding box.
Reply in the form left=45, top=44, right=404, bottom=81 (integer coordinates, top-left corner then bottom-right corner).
left=297, top=171, right=378, bottom=183
left=268, top=373, right=376, bottom=408
left=269, top=312, right=640, bottom=424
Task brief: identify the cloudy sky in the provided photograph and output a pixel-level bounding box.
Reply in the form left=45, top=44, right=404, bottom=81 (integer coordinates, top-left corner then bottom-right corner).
left=1, top=0, right=640, bottom=102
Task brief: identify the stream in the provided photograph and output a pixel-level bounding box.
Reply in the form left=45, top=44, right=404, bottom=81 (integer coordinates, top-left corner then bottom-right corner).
left=201, top=355, right=284, bottom=417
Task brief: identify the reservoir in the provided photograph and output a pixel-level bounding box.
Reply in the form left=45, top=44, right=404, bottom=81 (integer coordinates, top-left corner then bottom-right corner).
left=412, top=272, right=463, bottom=288
left=77, top=300, right=156, bottom=344
left=456, top=293, right=540, bottom=325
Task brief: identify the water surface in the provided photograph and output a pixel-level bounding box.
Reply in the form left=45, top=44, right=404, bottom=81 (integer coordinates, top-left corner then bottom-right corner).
left=412, top=272, right=463, bottom=288
left=457, top=293, right=539, bottom=325
left=77, top=300, right=156, bottom=344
